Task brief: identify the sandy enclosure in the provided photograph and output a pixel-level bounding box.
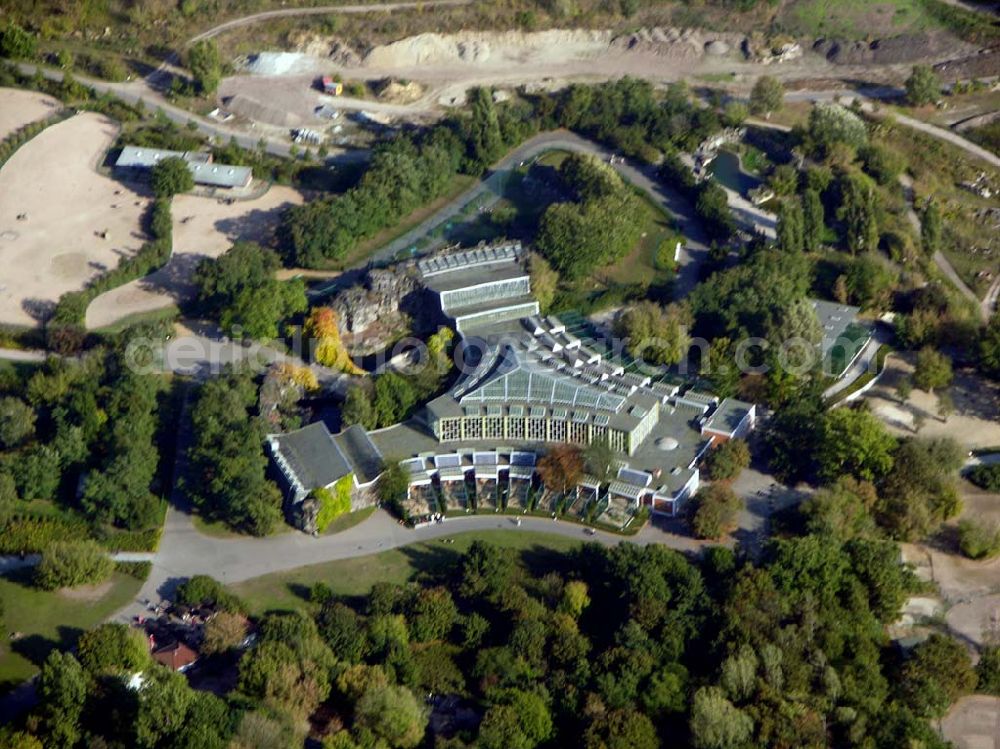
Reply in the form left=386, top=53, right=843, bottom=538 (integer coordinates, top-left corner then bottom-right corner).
left=85, top=186, right=304, bottom=329
left=0, top=87, right=63, bottom=140
left=0, top=112, right=148, bottom=328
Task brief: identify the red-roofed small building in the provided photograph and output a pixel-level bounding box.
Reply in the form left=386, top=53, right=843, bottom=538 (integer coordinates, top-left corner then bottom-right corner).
left=151, top=640, right=199, bottom=673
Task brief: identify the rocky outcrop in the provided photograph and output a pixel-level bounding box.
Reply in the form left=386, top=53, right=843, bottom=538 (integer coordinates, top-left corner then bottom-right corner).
left=331, top=266, right=429, bottom=335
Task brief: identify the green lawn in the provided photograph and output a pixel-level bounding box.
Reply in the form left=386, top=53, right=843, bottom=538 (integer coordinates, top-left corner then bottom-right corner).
left=323, top=506, right=377, bottom=535
left=778, top=0, right=936, bottom=38
left=230, top=530, right=586, bottom=615
left=0, top=570, right=142, bottom=691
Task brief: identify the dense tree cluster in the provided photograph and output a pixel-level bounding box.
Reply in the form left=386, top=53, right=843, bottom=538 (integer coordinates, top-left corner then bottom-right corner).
left=284, top=88, right=532, bottom=268
left=187, top=368, right=284, bottom=535
left=546, top=78, right=722, bottom=161
left=615, top=301, right=691, bottom=367
left=193, top=241, right=307, bottom=340
left=765, top=394, right=965, bottom=541
left=0, top=338, right=167, bottom=535
left=13, top=525, right=970, bottom=748
left=534, top=154, right=644, bottom=279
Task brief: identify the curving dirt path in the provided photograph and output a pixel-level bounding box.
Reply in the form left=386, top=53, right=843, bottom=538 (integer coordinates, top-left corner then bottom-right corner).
left=189, top=0, right=473, bottom=44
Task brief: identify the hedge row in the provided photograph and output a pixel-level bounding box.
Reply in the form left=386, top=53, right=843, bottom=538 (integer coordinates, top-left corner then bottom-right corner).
left=0, top=515, right=90, bottom=554
left=51, top=198, right=173, bottom=326
left=0, top=514, right=162, bottom=555
left=0, top=108, right=72, bottom=171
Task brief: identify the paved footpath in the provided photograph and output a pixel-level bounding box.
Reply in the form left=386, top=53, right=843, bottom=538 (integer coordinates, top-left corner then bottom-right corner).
left=113, top=505, right=706, bottom=623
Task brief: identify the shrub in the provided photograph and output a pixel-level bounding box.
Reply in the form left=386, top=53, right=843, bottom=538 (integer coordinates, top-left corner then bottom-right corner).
left=0, top=516, right=90, bottom=554
left=35, top=540, right=113, bottom=590
left=314, top=476, right=353, bottom=533
left=958, top=519, right=1000, bottom=560
left=968, top=464, right=1000, bottom=492
left=175, top=574, right=247, bottom=613
left=705, top=439, right=751, bottom=482
left=115, top=560, right=152, bottom=580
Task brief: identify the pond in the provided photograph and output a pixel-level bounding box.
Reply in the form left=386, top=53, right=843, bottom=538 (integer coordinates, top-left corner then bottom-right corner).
left=708, top=149, right=762, bottom=198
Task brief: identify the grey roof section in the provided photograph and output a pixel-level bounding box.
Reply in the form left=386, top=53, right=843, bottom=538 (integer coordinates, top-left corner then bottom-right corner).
left=271, top=422, right=352, bottom=492
left=418, top=242, right=523, bottom=277
left=811, top=299, right=862, bottom=357
left=702, top=398, right=754, bottom=437
left=333, top=424, right=384, bottom=485
left=424, top=264, right=529, bottom=295
left=116, top=146, right=253, bottom=188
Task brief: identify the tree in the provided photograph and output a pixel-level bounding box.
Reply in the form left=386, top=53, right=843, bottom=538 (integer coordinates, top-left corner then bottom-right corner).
left=175, top=574, right=246, bottom=612
left=879, top=437, right=963, bottom=540
left=135, top=667, right=195, bottom=749
left=690, top=484, right=742, bottom=540
left=837, top=170, right=880, bottom=254
left=409, top=587, right=457, bottom=642
left=341, top=384, right=376, bottom=430
left=617, top=301, right=691, bottom=367
left=722, top=101, right=748, bottom=127
left=913, top=347, right=952, bottom=393
left=202, top=611, right=249, bottom=654
left=150, top=156, right=194, bottom=198
left=478, top=690, right=552, bottom=749
left=801, top=475, right=878, bottom=540
left=373, top=371, right=418, bottom=426
left=528, top=254, right=559, bottom=314
left=921, top=200, right=943, bottom=254
left=34, top=540, right=113, bottom=590
left=37, top=652, right=86, bottom=749
left=845, top=252, right=896, bottom=310
left=195, top=242, right=306, bottom=340
left=459, top=541, right=513, bottom=599
left=187, top=39, right=221, bottom=94
left=689, top=686, right=753, bottom=749
left=77, top=622, right=150, bottom=676
left=377, top=459, right=409, bottom=514
left=749, top=76, right=783, bottom=116
left=802, top=189, right=824, bottom=251
left=584, top=708, right=657, bottom=749
left=704, top=439, right=750, bottom=482
left=537, top=443, right=584, bottom=497
left=560, top=580, right=591, bottom=618
left=905, top=65, right=940, bottom=107
left=0, top=396, right=35, bottom=448
left=584, top=438, right=616, bottom=485
left=808, top=103, right=868, bottom=158
left=776, top=199, right=804, bottom=253
left=818, top=406, right=896, bottom=483
left=355, top=684, right=427, bottom=748
left=937, top=389, right=955, bottom=422
left=306, top=307, right=364, bottom=374
left=900, top=633, right=976, bottom=718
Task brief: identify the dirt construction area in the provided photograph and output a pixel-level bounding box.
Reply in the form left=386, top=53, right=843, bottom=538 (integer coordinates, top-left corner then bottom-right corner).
left=941, top=695, right=1000, bottom=749
left=0, top=112, right=148, bottom=328
left=0, top=88, right=62, bottom=140
left=861, top=354, right=1000, bottom=449
left=84, top=185, right=304, bottom=330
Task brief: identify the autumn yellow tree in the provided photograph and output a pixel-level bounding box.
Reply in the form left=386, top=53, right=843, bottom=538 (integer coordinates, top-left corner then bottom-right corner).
left=305, top=307, right=365, bottom=375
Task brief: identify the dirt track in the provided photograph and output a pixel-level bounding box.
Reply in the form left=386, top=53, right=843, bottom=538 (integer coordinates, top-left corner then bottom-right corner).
left=0, top=88, right=62, bottom=139
left=0, top=112, right=148, bottom=328
left=85, top=186, right=304, bottom=330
